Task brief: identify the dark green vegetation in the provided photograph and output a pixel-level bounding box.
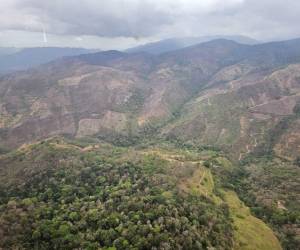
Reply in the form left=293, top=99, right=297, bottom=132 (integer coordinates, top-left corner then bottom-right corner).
left=230, top=157, right=300, bottom=250
left=0, top=139, right=234, bottom=250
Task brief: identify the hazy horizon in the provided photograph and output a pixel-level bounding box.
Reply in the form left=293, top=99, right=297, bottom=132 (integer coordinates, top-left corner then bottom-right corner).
left=1, top=0, right=300, bottom=50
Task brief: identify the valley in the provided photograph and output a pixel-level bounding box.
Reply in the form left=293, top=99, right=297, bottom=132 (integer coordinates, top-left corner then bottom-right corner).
left=0, top=38, right=300, bottom=249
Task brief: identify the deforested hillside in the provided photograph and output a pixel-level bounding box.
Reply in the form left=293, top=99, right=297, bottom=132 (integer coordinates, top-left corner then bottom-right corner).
left=0, top=38, right=300, bottom=249
left=0, top=39, right=300, bottom=162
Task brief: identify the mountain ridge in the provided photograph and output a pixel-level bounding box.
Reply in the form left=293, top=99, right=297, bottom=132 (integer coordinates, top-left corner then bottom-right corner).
left=0, top=47, right=100, bottom=74
left=126, top=35, right=259, bottom=54
left=0, top=37, right=299, bottom=249
left=0, top=38, right=300, bottom=162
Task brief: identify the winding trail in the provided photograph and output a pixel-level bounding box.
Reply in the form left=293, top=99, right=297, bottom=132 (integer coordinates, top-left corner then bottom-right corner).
left=239, top=132, right=263, bottom=161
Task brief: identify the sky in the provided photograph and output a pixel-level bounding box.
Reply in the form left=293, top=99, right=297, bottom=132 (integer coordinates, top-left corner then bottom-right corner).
left=0, top=0, right=300, bottom=49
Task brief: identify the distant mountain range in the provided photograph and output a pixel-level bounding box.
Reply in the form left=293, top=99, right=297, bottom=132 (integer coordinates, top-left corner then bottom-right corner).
left=126, top=35, right=259, bottom=54
left=0, top=47, right=21, bottom=56
left=0, top=36, right=258, bottom=74
left=0, top=47, right=100, bottom=74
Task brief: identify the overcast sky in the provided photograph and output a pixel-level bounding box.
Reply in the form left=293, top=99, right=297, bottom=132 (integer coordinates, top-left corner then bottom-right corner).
left=0, top=0, right=300, bottom=49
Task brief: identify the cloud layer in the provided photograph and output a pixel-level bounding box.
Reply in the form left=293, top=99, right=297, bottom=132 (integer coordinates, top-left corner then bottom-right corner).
left=0, top=0, right=300, bottom=48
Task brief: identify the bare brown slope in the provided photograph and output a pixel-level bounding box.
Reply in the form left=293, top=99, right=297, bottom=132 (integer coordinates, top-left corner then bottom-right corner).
left=0, top=40, right=246, bottom=148
left=0, top=38, right=300, bottom=161
left=162, top=62, right=300, bottom=160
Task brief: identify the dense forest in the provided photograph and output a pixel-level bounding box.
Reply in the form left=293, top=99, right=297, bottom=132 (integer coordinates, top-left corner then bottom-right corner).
left=1, top=137, right=298, bottom=249
left=0, top=139, right=234, bottom=250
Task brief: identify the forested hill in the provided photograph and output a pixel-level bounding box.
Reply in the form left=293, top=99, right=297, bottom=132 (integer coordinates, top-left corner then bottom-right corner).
left=0, top=138, right=283, bottom=249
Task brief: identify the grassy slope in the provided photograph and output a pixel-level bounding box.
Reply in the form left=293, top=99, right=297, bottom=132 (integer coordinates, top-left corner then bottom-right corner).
left=233, top=156, right=300, bottom=249
left=224, top=191, right=282, bottom=250
left=142, top=145, right=282, bottom=250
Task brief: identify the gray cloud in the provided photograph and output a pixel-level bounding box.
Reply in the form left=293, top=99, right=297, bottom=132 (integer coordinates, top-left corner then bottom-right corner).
left=0, top=0, right=300, bottom=48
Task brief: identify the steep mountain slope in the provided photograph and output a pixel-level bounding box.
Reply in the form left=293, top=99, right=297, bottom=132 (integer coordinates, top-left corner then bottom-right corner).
left=0, top=47, right=99, bottom=74
left=162, top=39, right=300, bottom=161
left=0, top=38, right=299, bottom=249
left=1, top=39, right=300, bottom=161
left=0, top=40, right=246, bottom=149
